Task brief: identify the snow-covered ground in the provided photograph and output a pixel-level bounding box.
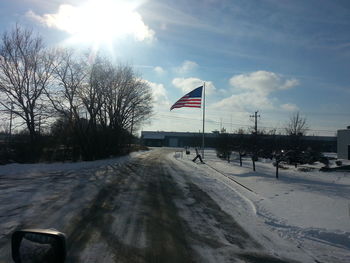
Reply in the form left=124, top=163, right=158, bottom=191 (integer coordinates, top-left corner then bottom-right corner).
left=171, top=149, right=350, bottom=263
left=0, top=151, right=146, bottom=261
left=1, top=148, right=349, bottom=262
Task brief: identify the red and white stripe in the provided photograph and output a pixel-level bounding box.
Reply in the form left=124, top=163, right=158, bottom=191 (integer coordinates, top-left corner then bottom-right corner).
left=170, top=96, right=201, bottom=110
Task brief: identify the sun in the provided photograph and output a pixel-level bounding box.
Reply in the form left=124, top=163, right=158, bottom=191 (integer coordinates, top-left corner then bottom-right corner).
left=53, top=0, right=153, bottom=46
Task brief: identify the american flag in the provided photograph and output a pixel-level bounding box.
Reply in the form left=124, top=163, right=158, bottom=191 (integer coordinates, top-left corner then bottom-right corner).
left=170, top=86, right=203, bottom=111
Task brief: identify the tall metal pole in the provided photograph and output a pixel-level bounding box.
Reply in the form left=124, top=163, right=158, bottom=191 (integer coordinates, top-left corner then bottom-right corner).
left=202, top=83, right=205, bottom=159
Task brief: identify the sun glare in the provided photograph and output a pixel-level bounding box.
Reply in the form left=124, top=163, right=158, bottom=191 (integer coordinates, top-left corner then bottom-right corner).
left=53, top=0, right=153, bottom=46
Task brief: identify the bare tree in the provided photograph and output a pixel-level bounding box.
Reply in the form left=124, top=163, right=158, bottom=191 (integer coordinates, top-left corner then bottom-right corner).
left=285, top=111, right=308, bottom=136
left=103, top=64, right=152, bottom=154
left=284, top=111, right=309, bottom=167
left=0, top=25, right=54, bottom=143
left=236, top=128, right=246, bottom=166
left=90, top=60, right=152, bottom=133
left=48, top=53, right=153, bottom=160
left=216, top=131, right=232, bottom=162
left=85, top=57, right=113, bottom=130
left=44, top=48, right=91, bottom=159
left=117, top=76, right=153, bottom=133
left=47, top=48, right=87, bottom=122
left=0, top=25, right=153, bottom=161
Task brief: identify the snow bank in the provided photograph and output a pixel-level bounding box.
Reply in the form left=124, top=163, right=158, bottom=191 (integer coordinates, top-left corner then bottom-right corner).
left=0, top=151, right=147, bottom=177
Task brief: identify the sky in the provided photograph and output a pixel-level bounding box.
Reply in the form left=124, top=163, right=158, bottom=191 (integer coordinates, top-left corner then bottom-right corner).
left=1, top=0, right=350, bottom=136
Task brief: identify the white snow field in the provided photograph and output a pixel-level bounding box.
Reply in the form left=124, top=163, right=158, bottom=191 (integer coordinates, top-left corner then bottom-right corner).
left=171, top=149, right=350, bottom=263
left=0, top=148, right=349, bottom=262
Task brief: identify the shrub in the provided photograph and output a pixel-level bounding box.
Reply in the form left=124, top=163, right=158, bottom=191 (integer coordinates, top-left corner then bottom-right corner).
left=336, top=160, right=342, bottom=166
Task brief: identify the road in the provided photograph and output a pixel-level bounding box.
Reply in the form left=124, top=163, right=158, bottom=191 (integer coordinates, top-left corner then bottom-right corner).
left=0, top=149, right=298, bottom=262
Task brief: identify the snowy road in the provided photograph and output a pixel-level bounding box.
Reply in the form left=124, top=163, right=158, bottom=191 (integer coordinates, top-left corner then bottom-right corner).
left=1, top=149, right=311, bottom=262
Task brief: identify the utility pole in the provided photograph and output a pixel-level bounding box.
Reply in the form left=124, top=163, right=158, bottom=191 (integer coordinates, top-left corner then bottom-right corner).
left=250, top=111, right=260, bottom=134
left=249, top=111, right=260, bottom=171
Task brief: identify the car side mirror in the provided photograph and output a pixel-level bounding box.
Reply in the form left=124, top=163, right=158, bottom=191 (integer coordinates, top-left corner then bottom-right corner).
left=12, top=229, right=66, bottom=263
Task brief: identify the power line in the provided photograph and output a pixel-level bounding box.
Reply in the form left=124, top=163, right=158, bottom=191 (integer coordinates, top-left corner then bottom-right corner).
left=206, top=108, right=350, bottom=117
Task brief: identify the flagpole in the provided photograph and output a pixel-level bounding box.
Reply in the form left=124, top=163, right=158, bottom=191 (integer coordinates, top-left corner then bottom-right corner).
left=202, top=82, right=205, bottom=159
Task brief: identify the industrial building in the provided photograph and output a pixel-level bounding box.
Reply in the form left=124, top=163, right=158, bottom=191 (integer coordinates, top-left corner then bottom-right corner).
left=141, top=131, right=337, bottom=152
left=141, top=131, right=218, bottom=148
left=337, top=127, right=350, bottom=160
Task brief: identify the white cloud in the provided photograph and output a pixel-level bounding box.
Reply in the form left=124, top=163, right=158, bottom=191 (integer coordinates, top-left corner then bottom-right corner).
left=281, top=79, right=299, bottom=90
left=144, top=80, right=169, bottom=107
left=212, top=92, right=274, bottom=111
left=280, top=103, right=299, bottom=111
left=26, top=1, right=155, bottom=42
left=175, top=60, right=198, bottom=74
left=229, top=70, right=298, bottom=95
left=154, top=66, right=165, bottom=74
left=26, top=10, right=46, bottom=25
left=172, top=77, right=216, bottom=95
left=213, top=70, right=299, bottom=112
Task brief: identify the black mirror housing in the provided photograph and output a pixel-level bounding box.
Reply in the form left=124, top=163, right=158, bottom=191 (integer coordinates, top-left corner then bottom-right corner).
left=12, top=229, right=66, bottom=263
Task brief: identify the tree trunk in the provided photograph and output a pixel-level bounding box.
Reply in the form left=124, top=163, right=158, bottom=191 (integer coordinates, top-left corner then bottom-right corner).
left=252, top=155, right=256, bottom=171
